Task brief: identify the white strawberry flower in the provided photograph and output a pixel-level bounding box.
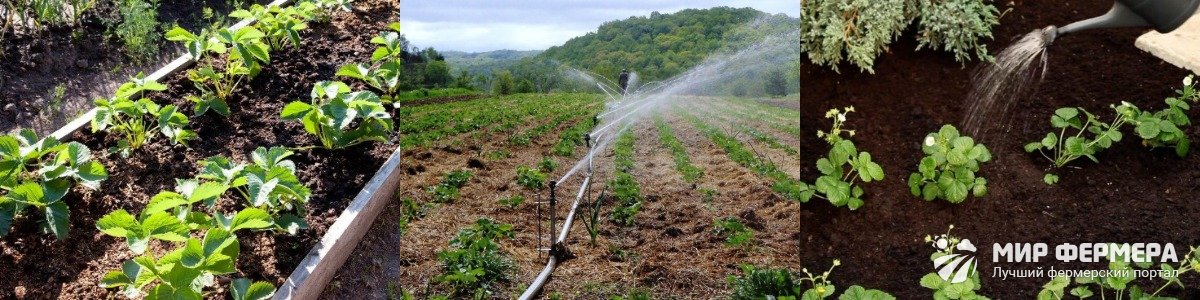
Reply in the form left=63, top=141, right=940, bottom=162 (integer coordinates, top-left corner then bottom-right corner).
left=924, top=136, right=936, bottom=147
left=1185, top=75, right=1194, bottom=87
left=837, top=113, right=846, bottom=122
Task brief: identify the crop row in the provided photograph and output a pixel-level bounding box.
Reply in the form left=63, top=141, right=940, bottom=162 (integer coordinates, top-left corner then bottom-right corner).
left=700, top=98, right=801, bottom=139
left=653, top=114, right=704, bottom=183
left=677, top=107, right=805, bottom=201
left=2, top=2, right=402, bottom=298
left=607, top=130, right=642, bottom=226
left=396, top=94, right=600, bottom=148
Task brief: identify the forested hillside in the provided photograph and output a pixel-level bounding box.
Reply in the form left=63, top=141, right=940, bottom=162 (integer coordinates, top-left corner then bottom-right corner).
left=443, top=50, right=542, bottom=77
left=536, top=7, right=796, bottom=83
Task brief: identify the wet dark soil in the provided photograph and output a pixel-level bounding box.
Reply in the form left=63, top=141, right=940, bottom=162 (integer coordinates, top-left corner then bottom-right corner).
left=802, top=0, right=1199, bottom=297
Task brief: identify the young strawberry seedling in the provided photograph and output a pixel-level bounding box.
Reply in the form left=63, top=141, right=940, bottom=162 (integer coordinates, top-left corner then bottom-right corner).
left=91, top=74, right=196, bottom=157
left=1024, top=105, right=1130, bottom=184
left=920, top=225, right=989, bottom=300
left=337, top=22, right=403, bottom=103
left=0, top=129, right=108, bottom=239
left=908, top=125, right=991, bottom=203
left=1120, top=75, right=1200, bottom=157
left=728, top=261, right=893, bottom=299
left=281, top=81, right=395, bottom=149
left=809, top=106, right=883, bottom=210
left=230, top=2, right=318, bottom=50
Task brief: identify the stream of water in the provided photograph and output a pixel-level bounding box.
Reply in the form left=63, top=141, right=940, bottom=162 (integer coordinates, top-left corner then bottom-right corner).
left=963, top=26, right=1056, bottom=137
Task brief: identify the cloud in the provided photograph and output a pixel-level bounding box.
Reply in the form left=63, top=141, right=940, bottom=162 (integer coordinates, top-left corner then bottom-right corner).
left=400, top=0, right=798, bottom=52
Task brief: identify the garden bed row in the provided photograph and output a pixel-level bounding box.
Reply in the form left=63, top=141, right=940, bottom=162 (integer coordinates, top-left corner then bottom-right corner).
left=0, top=0, right=400, bottom=299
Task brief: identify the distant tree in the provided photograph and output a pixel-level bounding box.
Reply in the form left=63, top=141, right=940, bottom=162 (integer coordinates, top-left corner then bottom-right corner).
left=425, top=60, right=452, bottom=88
left=765, top=69, right=788, bottom=97
left=516, top=79, right=534, bottom=94
left=731, top=83, right=747, bottom=97
left=453, top=70, right=474, bottom=89
left=494, top=71, right=516, bottom=95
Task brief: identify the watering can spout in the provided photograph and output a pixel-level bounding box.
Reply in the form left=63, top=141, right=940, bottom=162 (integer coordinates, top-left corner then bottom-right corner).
left=1055, top=0, right=1199, bottom=38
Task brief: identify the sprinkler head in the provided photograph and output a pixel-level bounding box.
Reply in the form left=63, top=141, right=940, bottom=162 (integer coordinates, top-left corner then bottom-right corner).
left=1042, top=25, right=1058, bottom=47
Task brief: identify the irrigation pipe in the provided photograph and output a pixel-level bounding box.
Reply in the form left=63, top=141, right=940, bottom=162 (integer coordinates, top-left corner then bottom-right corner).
left=518, top=175, right=591, bottom=300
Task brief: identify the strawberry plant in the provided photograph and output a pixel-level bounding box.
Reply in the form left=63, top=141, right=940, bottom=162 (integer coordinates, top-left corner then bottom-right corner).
left=312, top=0, right=354, bottom=21
left=281, top=81, right=395, bottom=149
left=908, top=125, right=991, bottom=203
left=167, top=24, right=270, bottom=117
left=197, top=147, right=311, bottom=234
left=811, top=107, right=883, bottom=210
left=0, top=130, right=108, bottom=239
left=609, top=131, right=641, bottom=226
left=436, top=218, right=514, bottom=299
left=1037, top=246, right=1198, bottom=300
left=91, top=74, right=196, bottom=156
left=97, top=175, right=278, bottom=298
left=1119, top=75, right=1200, bottom=157
left=428, top=170, right=472, bottom=203
left=515, top=165, right=545, bottom=191
left=728, top=261, right=894, bottom=300
left=920, top=225, right=990, bottom=300
left=230, top=2, right=318, bottom=49
left=337, top=23, right=402, bottom=103
left=1024, top=105, right=1130, bottom=185
left=713, top=217, right=752, bottom=247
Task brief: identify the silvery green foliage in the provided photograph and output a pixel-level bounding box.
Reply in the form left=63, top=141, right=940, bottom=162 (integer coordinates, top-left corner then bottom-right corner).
left=801, top=0, right=1000, bottom=73
left=914, top=0, right=1000, bottom=64
left=801, top=0, right=909, bottom=73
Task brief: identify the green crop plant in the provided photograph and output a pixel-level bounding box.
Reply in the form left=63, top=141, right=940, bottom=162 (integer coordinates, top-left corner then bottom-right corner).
left=582, top=191, right=604, bottom=246
left=1119, top=75, right=1200, bottom=157
left=1120, top=98, right=1191, bottom=157
left=810, top=107, right=883, bottom=210
left=282, top=81, right=395, bottom=149
left=1037, top=246, right=1198, bottom=299
left=908, top=125, right=991, bottom=203
left=728, top=262, right=894, bottom=300
left=920, top=225, right=989, bottom=300
left=91, top=74, right=196, bottom=157
left=96, top=162, right=283, bottom=298
left=230, top=2, right=318, bottom=49
left=429, top=170, right=471, bottom=203
left=680, top=108, right=807, bottom=202
left=436, top=218, right=514, bottom=299
left=167, top=22, right=270, bottom=117
left=195, top=147, right=311, bottom=234
left=0, top=130, right=108, bottom=239
left=312, top=0, right=353, bottom=21
left=801, top=0, right=999, bottom=73
left=713, top=217, right=753, bottom=247
left=337, top=23, right=403, bottom=103
left=1024, top=105, right=1130, bottom=185
left=538, top=157, right=557, bottom=172
left=515, top=165, right=546, bottom=191
left=654, top=115, right=703, bottom=183
left=497, top=195, right=524, bottom=209
left=609, top=131, right=641, bottom=226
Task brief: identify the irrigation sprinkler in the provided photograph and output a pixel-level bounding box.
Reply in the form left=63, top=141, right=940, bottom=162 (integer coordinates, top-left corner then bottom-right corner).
left=548, top=180, right=558, bottom=248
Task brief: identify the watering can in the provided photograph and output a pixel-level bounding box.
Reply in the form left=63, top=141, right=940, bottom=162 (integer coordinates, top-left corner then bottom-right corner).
left=1046, top=0, right=1200, bottom=43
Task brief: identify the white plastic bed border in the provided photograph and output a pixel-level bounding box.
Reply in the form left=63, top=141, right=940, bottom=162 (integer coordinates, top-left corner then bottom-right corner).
left=42, top=1, right=402, bottom=299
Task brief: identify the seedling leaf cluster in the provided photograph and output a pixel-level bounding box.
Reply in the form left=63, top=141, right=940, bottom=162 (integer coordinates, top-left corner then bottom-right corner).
left=908, top=125, right=991, bottom=203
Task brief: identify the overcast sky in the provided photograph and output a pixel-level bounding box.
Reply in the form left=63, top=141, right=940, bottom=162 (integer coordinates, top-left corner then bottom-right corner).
left=400, top=1, right=798, bottom=53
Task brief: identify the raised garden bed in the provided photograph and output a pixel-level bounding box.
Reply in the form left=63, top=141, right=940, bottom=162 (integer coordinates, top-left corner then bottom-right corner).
left=0, top=0, right=400, bottom=298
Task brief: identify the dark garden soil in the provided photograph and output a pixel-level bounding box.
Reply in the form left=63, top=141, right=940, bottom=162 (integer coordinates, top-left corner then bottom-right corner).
left=802, top=0, right=1200, bottom=298
left=0, top=0, right=399, bottom=298
left=0, top=0, right=269, bottom=135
